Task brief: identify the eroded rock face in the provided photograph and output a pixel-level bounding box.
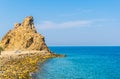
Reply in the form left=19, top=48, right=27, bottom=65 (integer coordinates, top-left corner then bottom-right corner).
left=0, top=16, right=50, bottom=52
left=22, top=16, right=34, bottom=28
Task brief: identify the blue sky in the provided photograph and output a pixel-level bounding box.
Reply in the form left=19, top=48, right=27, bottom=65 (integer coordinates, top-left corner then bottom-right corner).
left=0, top=0, right=120, bottom=46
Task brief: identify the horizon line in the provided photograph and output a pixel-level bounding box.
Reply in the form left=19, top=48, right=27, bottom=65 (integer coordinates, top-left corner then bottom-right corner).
left=48, top=45, right=120, bottom=47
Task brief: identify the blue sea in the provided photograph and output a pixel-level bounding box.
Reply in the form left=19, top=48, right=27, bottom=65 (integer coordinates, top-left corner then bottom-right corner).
left=35, top=46, right=120, bottom=79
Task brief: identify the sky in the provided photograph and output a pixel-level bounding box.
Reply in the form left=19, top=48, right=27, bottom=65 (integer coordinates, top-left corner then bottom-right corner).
left=0, top=0, right=120, bottom=46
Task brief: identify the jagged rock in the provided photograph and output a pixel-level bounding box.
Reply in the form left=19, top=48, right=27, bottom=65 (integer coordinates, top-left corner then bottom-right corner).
left=14, top=23, right=21, bottom=29
left=0, top=16, right=50, bottom=52
left=22, top=16, right=34, bottom=28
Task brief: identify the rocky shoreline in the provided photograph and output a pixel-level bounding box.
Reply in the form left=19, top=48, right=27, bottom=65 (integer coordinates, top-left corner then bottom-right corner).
left=0, top=51, right=64, bottom=79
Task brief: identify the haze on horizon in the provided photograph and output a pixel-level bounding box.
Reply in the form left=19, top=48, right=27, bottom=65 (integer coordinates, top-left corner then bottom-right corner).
left=0, top=0, right=120, bottom=46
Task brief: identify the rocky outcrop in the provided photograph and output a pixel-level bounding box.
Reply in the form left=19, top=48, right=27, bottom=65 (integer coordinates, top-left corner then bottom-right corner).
left=0, top=16, right=50, bottom=52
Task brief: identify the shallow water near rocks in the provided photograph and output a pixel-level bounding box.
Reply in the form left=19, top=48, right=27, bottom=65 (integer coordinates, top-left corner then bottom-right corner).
left=35, top=46, right=120, bottom=79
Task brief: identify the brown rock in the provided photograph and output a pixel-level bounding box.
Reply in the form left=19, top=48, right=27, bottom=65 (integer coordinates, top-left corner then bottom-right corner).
left=0, top=16, right=50, bottom=53
left=14, top=23, right=21, bottom=29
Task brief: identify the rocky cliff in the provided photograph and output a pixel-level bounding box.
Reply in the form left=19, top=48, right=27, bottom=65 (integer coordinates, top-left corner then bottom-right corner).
left=0, top=16, right=50, bottom=52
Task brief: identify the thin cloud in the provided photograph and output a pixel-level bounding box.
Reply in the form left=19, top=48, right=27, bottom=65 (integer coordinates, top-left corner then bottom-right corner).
left=36, top=20, right=93, bottom=30
left=36, top=19, right=109, bottom=30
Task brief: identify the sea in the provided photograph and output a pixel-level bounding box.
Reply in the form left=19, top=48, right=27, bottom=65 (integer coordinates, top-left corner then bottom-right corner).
left=35, top=46, right=120, bottom=79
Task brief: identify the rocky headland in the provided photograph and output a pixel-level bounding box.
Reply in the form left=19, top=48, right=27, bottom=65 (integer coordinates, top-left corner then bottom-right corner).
left=0, top=16, right=64, bottom=79
left=0, top=16, right=49, bottom=52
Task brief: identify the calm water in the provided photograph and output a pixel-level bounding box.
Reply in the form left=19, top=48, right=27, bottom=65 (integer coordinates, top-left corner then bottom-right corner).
left=35, top=46, right=120, bottom=79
